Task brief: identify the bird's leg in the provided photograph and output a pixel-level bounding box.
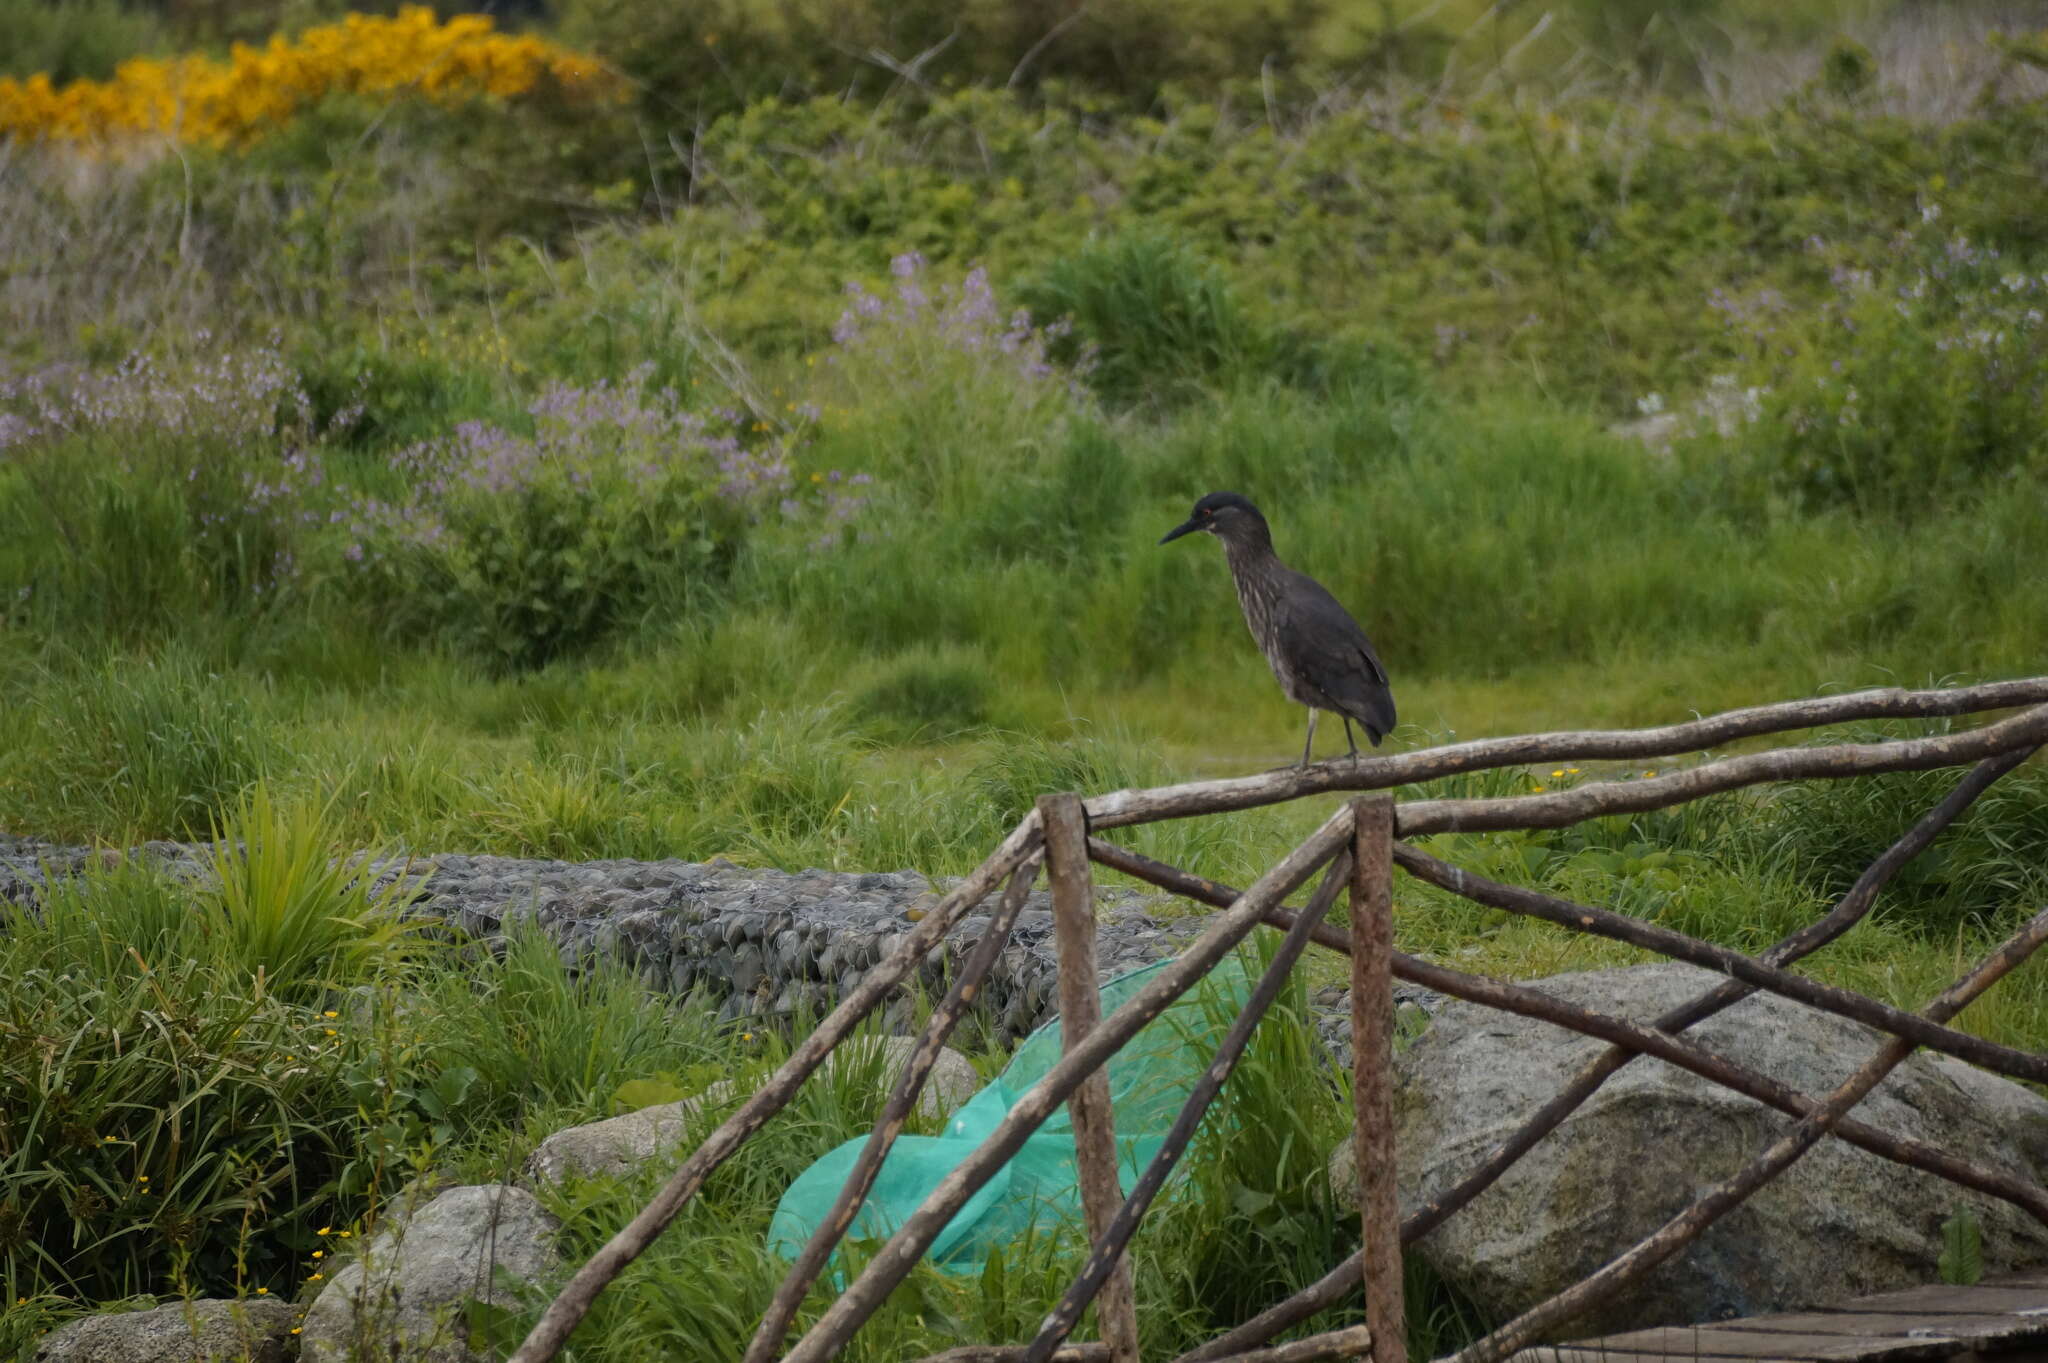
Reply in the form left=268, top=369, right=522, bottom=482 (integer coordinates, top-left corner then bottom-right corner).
left=1343, top=716, right=1360, bottom=759
left=1299, top=709, right=1319, bottom=768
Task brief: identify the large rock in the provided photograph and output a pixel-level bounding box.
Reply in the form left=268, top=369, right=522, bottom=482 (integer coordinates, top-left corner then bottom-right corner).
left=1331, top=962, right=2048, bottom=1334
left=524, top=1036, right=981, bottom=1185
left=297, top=1185, right=561, bottom=1363
left=34, top=1298, right=297, bottom=1363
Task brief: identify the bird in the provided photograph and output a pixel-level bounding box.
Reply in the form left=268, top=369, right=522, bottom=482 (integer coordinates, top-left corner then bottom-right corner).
left=1159, top=491, right=1396, bottom=767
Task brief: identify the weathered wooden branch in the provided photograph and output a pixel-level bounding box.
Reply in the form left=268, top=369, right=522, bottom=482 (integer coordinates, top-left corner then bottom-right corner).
left=1396, top=744, right=2039, bottom=1247
left=1121, top=825, right=2048, bottom=1363
left=1206, top=1326, right=1375, bottom=1363
left=1384, top=951, right=2048, bottom=1222
left=1394, top=841, right=2048, bottom=1082
left=929, top=1327, right=1372, bottom=1363
left=1394, top=700, right=2048, bottom=837
left=746, top=853, right=1046, bottom=1363
left=1019, top=850, right=1357, bottom=1363
left=1082, top=681, right=2048, bottom=829
left=913, top=1346, right=1109, bottom=1363
left=507, top=817, right=1045, bottom=1363
left=1043, top=794, right=1142, bottom=1363
left=1348, top=796, right=1406, bottom=1363
left=1447, top=904, right=2048, bottom=1363
left=1095, top=841, right=2048, bottom=1225
left=777, top=807, right=1357, bottom=1363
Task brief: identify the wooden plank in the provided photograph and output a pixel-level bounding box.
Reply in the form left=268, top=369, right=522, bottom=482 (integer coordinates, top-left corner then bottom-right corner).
left=1515, top=1350, right=1810, bottom=1363
left=1716, top=1310, right=2048, bottom=1347
left=1814, top=1284, right=2048, bottom=1317
left=1586, top=1325, right=1954, bottom=1361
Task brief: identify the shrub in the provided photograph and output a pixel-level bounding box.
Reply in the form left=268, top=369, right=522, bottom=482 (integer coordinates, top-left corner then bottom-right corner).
left=0, top=0, right=164, bottom=85
left=1739, top=722, right=2048, bottom=937
left=294, top=341, right=505, bottom=454
left=0, top=5, right=615, bottom=146
left=853, top=652, right=994, bottom=742
left=341, top=369, right=867, bottom=671
left=0, top=864, right=364, bottom=1300
left=0, top=346, right=332, bottom=633
left=1018, top=232, right=1257, bottom=409
left=200, top=783, right=428, bottom=996
left=1698, top=218, right=2048, bottom=515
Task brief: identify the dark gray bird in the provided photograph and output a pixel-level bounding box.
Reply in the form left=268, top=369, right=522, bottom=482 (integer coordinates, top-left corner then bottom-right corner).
left=1160, top=491, right=1396, bottom=766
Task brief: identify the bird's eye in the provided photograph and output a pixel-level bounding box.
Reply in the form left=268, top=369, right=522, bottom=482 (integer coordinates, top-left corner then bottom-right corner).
left=1199, top=507, right=1212, bottom=519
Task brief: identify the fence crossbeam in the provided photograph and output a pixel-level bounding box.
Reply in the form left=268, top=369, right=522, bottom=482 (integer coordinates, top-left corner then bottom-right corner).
left=1084, top=682, right=2048, bottom=830
left=1446, top=904, right=2048, bottom=1363
left=1395, top=841, right=2048, bottom=1083
left=508, top=818, right=1045, bottom=1363
left=776, top=808, right=1356, bottom=1363
left=747, top=852, right=1046, bottom=1363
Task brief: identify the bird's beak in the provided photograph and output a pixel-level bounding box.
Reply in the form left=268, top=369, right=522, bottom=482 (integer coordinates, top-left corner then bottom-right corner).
left=1158, top=518, right=1200, bottom=545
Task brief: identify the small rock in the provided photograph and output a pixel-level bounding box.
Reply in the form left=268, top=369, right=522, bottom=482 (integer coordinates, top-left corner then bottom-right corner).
left=34, top=1297, right=297, bottom=1363
left=523, top=1037, right=981, bottom=1187
left=298, top=1186, right=561, bottom=1363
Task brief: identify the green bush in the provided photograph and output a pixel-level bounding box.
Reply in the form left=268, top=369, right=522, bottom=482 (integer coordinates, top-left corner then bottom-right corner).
left=294, top=342, right=506, bottom=454
left=200, top=784, right=428, bottom=995
left=1740, top=723, right=2048, bottom=936
left=0, top=865, right=362, bottom=1301
left=853, top=653, right=994, bottom=742
left=0, top=348, right=328, bottom=636
left=341, top=372, right=786, bottom=671
left=1698, top=220, right=2048, bottom=515
left=1019, top=232, right=1274, bottom=409
left=0, top=0, right=163, bottom=82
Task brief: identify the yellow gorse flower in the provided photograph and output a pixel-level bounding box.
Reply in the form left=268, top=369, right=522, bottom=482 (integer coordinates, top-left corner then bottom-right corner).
left=0, top=6, right=613, bottom=147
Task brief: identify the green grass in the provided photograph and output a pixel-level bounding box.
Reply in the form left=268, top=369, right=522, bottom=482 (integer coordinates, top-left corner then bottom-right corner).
left=0, top=832, right=1488, bottom=1360
left=6, top=5, right=2048, bottom=1354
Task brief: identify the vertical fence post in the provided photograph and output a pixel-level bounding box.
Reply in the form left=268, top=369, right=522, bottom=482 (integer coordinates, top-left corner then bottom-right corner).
left=1040, top=793, right=1143, bottom=1363
left=1350, top=795, right=1405, bottom=1363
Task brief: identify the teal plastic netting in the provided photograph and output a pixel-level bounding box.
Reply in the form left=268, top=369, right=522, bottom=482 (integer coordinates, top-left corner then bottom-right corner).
left=768, top=957, right=1252, bottom=1275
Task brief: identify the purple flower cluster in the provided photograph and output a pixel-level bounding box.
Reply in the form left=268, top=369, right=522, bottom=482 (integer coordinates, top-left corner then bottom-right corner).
left=343, top=367, right=873, bottom=565
left=831, top=252, right=1092, bottom=400
left=0, top=339, right=320, bottom=453
left=0, top=341, right=347, bottom=597
left=1694, top=219, right=2048, bottom=445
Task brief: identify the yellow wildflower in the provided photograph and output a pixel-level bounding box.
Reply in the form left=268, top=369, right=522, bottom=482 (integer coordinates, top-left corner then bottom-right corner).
left=0, top=6, right=615, bottom=147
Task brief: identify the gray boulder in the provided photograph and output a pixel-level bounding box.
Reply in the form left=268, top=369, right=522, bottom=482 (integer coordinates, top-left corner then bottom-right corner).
left=298, top=1185, right=561, bottom=1363
left=1331, top=961, right=2048, bottom=1333
left=33, top=1298, right=296, bottom=1363
left=524, top=1035, right=982, bottom=1186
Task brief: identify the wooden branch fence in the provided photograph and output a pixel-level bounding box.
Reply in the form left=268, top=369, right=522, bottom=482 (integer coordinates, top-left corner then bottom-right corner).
left=507, top=680, right=2048, bottom=1363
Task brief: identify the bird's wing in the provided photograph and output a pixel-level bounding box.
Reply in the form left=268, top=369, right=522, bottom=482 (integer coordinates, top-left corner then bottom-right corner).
left=1280, top=570, right=1397, bottom=731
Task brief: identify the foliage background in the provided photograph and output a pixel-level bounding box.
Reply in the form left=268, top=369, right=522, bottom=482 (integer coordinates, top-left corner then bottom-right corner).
left=5, top=0, right=2048, bottom=1356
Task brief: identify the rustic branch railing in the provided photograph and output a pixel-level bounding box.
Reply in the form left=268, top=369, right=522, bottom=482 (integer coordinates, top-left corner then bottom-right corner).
left=508, top=680, right=2048, bottom=1363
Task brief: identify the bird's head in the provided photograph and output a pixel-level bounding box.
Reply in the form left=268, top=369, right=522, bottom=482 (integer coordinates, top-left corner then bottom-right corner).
left=1159, top=491, right=1268, bottom=546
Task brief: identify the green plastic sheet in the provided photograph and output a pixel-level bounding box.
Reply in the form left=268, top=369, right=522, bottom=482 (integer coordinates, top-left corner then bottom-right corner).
left=768, top=957, right=1252, bottom=1275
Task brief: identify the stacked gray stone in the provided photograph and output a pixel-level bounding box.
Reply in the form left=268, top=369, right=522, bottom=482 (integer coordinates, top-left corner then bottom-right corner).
left=2, top=836, right=1222, bottom=1041
left=1, top=833, right=1442, bottom=1045
left=375, top=852, right=1208, bottom=1040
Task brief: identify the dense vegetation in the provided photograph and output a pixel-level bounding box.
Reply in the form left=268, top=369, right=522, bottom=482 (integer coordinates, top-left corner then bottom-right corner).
left=4, top=0, right=2048, bottom=1357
